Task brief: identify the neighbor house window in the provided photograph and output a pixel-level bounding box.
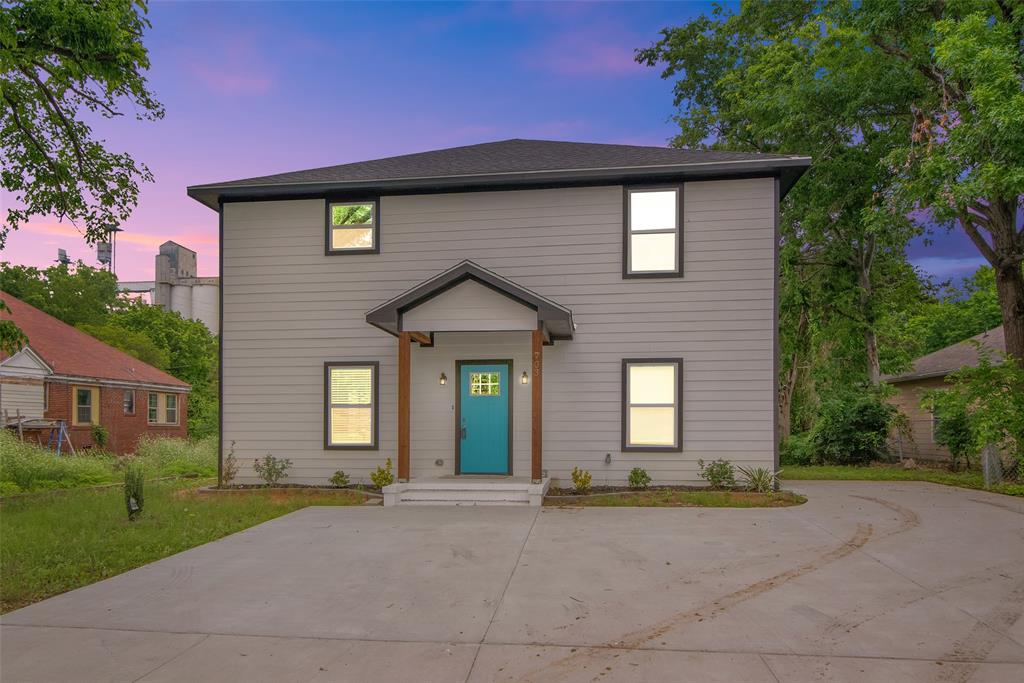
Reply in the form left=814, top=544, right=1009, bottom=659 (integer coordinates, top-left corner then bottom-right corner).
left=325, top=362, right=379, bottom=449
left=123, top=390, right=135, bottom=415
left=622, top=359, right=682, bottom=451
left=624, top=187, right=682, bottom=277
left=43, top=383, right=48, bottom=412
left=72, top=386, right=99, bottom=426
left=326, top=200, right=378, bottom=254
left=148, top=392, right=179, bottom=425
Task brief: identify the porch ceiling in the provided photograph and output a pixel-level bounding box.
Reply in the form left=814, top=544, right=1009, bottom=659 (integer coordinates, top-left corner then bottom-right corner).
left=365, top=260, right=575, bottom=342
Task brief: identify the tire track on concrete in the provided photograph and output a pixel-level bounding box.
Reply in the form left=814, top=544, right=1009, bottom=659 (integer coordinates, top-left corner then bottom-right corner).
left=933, top=577, right=1024, bottom=683
left=515, top=491, right=921, bottom=683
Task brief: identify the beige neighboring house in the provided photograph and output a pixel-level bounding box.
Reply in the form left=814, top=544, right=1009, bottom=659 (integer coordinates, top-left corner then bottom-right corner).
left=886, top=326, right=1005, bottom=461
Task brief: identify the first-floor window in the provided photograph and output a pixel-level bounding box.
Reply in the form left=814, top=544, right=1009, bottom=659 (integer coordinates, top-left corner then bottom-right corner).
left=622, top=359, right=682, bottom=451
left=325, top=362, right=378, bottom=449
left=148, top=392, right=179, bottom=425
left=123, top=390, right=135, bottom=415
left=73, top=386, right=99, bottom=426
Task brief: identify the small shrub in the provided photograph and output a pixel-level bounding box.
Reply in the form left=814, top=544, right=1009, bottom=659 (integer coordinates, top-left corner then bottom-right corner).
left=932, top=404, right=976, bottom=471
left=370, top=458, right=394, bottom=488
left=253, top=454, right=291, bottom=486
left=124, top=465, right=145, bottom=521
left=811, top=391, right=897, bottom=466
left=220, top=440, right=239, bottom=487
left=697, top=459, right=736, bottom=489
left=571, top=466, right=592, bottom=493
left=90, top=424, right=109, bottom=449
left=628, top=467, right=651, bottom=489
left=780, top=433, right=813, bottom=466
left=737, top=465, right=778, bottom=493
left=330, top=470, right=351, bottom=487
left=0, top=481, right=23, bottom=496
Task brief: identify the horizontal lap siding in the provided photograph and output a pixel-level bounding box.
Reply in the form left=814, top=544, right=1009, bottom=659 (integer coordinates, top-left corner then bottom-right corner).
left=222, top=179, right=776, bottom=485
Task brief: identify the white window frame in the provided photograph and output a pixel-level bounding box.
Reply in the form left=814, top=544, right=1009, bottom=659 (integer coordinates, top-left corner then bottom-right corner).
left=624, top=186, right=682, bottom=278
left=324, top=361, right=379, bottom=450
left=622, top=358, right=683, bottom=452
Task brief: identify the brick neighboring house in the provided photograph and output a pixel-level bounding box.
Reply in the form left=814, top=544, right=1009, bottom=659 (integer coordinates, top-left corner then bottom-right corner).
left=886, top=326, right=1005, bottom=462
left=0, top=293, right=190, bottom=454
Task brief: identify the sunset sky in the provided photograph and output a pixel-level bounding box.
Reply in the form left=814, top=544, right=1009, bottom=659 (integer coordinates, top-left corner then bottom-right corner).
left=1, top=0, right=980, bottom=283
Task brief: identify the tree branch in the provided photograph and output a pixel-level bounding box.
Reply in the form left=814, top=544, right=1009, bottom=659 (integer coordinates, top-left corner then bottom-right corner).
left=18, top=65, right=91, bottom=177
left=1, top=90, right=71, bottom=217
left=958, top=209, right=997, bottom=264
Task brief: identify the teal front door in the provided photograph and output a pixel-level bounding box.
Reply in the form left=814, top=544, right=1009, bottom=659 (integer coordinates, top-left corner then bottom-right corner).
left=458, top=361, right=511, bottom=474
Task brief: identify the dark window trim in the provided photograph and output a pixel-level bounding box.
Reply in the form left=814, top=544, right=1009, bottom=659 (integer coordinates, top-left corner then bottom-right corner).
left=454, top=359, right=513, bottom=475
left=325, top=198, right=380, bottom=256
left=621, top=358, right=684, bottom=453
left=123, top=389, right=135, bottom=415
left=622, top=184, right=684, bottom=279
left=324, top=361, right=380, bottom=451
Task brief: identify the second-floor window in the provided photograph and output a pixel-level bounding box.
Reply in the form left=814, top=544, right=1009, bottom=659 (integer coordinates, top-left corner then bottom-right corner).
left=624, top=187, right=682, bottom=277
left=327, top=200, right=379, bottom=254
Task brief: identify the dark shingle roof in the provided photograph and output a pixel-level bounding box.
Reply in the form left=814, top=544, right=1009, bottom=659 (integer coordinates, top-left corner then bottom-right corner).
left=887, top=326, right=1006, bottom=383
left=188, top=139, right=810, bottom=209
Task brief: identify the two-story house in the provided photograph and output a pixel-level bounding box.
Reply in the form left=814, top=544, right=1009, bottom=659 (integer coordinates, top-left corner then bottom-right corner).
left=188, top=139, right=809, bottom=504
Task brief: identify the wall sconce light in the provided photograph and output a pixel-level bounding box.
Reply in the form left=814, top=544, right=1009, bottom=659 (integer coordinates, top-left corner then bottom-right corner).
left=521, top=371, right=529, bottom=385
left=439, top=372, right=447, bottom=386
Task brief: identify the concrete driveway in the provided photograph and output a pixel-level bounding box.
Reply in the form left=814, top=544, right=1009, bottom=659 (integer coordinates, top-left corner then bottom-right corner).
left=2, top=481, right=1023, bottom=682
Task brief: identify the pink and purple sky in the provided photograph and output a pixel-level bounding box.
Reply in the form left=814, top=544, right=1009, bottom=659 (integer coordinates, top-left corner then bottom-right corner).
left=1, top=0, right=980, bottom=282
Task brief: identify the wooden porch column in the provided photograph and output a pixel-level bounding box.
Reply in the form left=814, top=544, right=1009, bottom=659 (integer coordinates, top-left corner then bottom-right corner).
left=531, top=328, right=543, bottom=482
left=398, top=331, right=411, bottom=482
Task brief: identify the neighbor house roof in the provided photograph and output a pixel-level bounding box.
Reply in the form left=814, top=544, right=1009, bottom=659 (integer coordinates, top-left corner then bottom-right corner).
left=187, top=138, right=811, bottom=210
left=887, top=326, right=1006, bottom=383
left=0, top=293, right=189, bottom=390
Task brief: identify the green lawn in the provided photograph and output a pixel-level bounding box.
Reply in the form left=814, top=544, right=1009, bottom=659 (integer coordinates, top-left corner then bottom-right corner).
left=781, top=465, right=1024, bottom=496
left=0, top=481, right=369, bottom=613
left=544, top=489, right=806, bottom=507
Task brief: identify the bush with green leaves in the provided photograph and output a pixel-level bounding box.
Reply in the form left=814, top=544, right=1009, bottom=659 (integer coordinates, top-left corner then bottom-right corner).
left=370, top=458, right=394, bottom=488
left=737, top=465, right=778, bottom=493
left=697, top=459, right=736, bottom=489
left=90, top=424, right=109, bottom=449
left=220, top=440, right=239, bottom=487
left=329, top=470, right=350, bottom=487
left=124, top=464, right=144, bottom=521
left=811, top=390, right=897, bottom=466
left=930, top=403, right=976, bottom=471
left=780, top=433, right=814, bottom=466
left=253, top=454, right=291, bottom=487
left=924, top=350, right=1024, bottom=477
left=628, top=467, right=651, bottom=489
left=571, top=466, right=593, bottom=493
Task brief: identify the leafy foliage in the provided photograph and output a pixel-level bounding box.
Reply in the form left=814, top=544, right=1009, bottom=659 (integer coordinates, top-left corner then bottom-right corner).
left=0, top=261, right=122, bottom=327
left=369, top=458, right=394, bottom=488
left=220, top=440, right=238, bottom=487
left=0, top=0, right=164, bottom=248
left=736, top=466, right=779, bottom=494
left=133, top=435, right=217, bottom=479
left=571, top=466, right=592, bottom=493
left=924, top=349, right=1024, bottom=474
left=89, top=423, right=108, bottom=449
left=697, top=459, right=736, bottom=489
left=0, top=299, right=26, bottom=354
left=627, top=466, right=651, bottom=489
left=780, top=433, right=814, bottom=467
left=0, top=431, right=113, bottom=491
left=329, top=470, right=350, bottom=488
left=252, top=454, right=291, bottom=487
left=811, top=390, right=897, bottom=466
left=932, top=403, right=977, bottom=472
left=76, top=322, right=170, bottom=370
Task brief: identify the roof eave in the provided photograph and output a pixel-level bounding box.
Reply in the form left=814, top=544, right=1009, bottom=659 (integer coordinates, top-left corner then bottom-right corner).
left=187, top=157, right=812, bottom=211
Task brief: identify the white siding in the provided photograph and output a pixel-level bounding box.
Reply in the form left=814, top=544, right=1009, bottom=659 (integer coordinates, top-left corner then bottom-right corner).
left=222, top=179, right=776, bottom=486
left=0, top=381, right=45, bottom=419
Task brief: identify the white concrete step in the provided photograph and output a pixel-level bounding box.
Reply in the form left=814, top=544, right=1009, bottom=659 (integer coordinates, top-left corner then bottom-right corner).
left=382, top=478, right=550, bottom=507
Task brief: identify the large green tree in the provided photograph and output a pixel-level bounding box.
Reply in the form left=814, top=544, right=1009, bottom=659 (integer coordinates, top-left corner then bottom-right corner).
left=856, top=0, right=1024, bottom=364
left=0, top=260, right=122, bottom=326
left=637, top=0, right=924, bottom=436
left=0, top=0, right=163, bottom=247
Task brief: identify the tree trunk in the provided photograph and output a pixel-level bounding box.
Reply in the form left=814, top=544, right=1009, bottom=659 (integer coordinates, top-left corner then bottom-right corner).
left=778, top=308, right=808, bottom=439
left=856, top=241, right=880, bottom=385
left=994, top=260, right=1024, bottom=364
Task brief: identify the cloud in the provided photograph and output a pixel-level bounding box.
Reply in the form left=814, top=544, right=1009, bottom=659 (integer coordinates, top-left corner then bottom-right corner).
left=521, top=23, right=648, bottom=78
left=911, top=256, right=988, bottom=280
left=184, top=32, right=276, bottom=95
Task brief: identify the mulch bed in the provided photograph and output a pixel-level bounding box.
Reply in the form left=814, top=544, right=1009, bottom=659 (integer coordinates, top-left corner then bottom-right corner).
left=546, top=484, right=712, bottom=497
